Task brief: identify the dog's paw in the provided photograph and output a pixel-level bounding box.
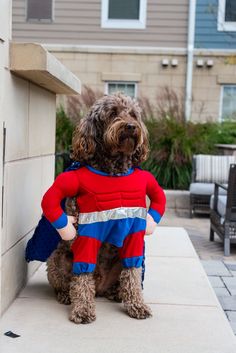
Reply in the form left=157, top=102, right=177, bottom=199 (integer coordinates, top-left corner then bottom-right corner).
left=69, top=304, right=96, bottom=324
left=125, top=303, right=152, bottom=319
left=56, top=291, right=71, bottom=305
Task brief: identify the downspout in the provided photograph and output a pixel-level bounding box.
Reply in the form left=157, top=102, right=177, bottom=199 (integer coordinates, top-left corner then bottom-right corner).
left=185, top=0, right=197, bottom=121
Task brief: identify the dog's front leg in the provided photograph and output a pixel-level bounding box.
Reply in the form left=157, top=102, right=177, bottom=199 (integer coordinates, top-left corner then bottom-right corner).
left=119, top=267, right=152, bottom=319
left=69, top=273, right=96, bottom=324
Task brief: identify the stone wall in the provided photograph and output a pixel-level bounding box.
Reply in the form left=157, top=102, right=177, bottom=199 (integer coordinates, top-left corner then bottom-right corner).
left=51, top=48, right=186, bottom=107
left=1, top=77, right=56, bottom=313
left=0, top=1, right=54, bottom=314
left=192, top=51, right=236, bottom=122
left=50, top=48, right=236, bottom=122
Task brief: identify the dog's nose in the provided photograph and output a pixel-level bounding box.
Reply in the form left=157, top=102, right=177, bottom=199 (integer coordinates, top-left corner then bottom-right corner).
left=126, top=123, right=136, bottom=131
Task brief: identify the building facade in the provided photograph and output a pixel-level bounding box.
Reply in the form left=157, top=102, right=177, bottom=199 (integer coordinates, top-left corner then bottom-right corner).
left=193, top=0, right=236, bottom=122
left=12, top=0, right=236, bottom=122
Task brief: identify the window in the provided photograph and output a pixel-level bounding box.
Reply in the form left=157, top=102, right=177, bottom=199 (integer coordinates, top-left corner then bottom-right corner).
left=218, top=0, right=236, bottom=31
left=101, top=0, right=147, bottom=29
left=220, top=86, right=236, bottom=121
left=27, top=0, right=53, bottom=22
left=106, top=82, right=137, bottom=98
left=225, top=0, right=236, bottom=21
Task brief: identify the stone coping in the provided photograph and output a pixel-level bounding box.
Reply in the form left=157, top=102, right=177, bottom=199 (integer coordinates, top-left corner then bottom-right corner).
left=44, top=44, right=236, bottom=58
left=215, top=144, right=236, bottom=150
left=164, top=189, right=190, bottom=212
left=45, top=43, right=187, bottom=56
left=9, top=42, right=81, bottom=95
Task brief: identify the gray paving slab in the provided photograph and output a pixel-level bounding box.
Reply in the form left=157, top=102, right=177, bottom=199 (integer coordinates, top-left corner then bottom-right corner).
left=208, top=276, right=225, bottom=288
left=222, top=277, right=236, bottom=295
left=145, top=226, right=197, bottom=258
left=226, top=311, right=236, bottom=334
left=226, top=311, right=236, bottom=323
left=201, top=260, right=232, bottom=277
left=18, top=264, right=54, bottom=299
left=214, top=287, right=231, bottom=297
left=224, top=263, right=236, bottom=271
left=229, top=322, right=236, bottom=335
left=144, top=257, right=220, bottom=307
left=218, top=296, right=236, bottom=311
left=1, top=299, right=236, bottom=353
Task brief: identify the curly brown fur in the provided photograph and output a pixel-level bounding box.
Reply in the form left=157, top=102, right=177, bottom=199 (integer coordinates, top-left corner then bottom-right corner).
left=47, top=241, right=73, bottom=305
left=94, top=243, right=122, bottom=302
left=69, top=274, right=96, bottom=324
left=47, top=93, right=150, bottom=322
left=71, top=93, right=149, bottom=175
left=119, top=268, right=152, bottom=319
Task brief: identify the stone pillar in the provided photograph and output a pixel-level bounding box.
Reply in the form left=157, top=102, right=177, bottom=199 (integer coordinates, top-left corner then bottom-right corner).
left=0, top=1, right=81, bottom=315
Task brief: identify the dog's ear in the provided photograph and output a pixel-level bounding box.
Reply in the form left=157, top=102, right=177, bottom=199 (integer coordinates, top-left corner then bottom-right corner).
left=71, top=117, right=96, bottom=162
left=132, top=122, right=149, bottom=165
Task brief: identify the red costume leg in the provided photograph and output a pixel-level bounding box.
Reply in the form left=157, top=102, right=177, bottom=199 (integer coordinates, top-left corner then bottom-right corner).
left=71, top=236, right=101, bottom=274
left=119, top=231, right=145, bottom=268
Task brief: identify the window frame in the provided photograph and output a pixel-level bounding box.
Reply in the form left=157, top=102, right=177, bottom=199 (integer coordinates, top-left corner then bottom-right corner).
left=218, top=0, right=236, bottom=32
left=219, top=85, right=236, bottom=122
left=105, top=81, right=138, bottom=98
left=101, top=0, right=147, bottom=29
left=26, top=0, right=54, bottom=23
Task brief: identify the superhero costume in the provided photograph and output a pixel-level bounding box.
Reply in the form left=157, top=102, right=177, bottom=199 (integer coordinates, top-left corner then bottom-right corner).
left=41, top=166, right=166, bottom=274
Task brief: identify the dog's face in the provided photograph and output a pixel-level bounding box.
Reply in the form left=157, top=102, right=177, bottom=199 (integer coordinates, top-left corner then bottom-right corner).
left=101, top=94, right=145, bottom=155
left=72, top=93, right=149, bottom=170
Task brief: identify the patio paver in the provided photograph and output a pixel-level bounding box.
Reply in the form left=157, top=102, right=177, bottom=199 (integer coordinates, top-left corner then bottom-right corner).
left=222, top=277, right=236, bottom=295
left=218, top=296, right=236, bottom=311
left=208, top=276, right=225, bottom=288
left=201, top=260, right=232, bottom=277
left=226, top=311, right=236, bottom=334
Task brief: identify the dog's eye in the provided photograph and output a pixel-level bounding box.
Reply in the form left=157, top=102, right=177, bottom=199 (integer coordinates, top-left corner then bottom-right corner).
left=110, top=109, right=117, bottom=119
left=129, top=111, right=137, bottom=119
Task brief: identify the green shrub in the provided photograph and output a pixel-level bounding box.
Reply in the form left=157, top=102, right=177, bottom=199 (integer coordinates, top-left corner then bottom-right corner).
left=142, top=117, right=236, bottom=190
left=56, top=106, right=75, bottom=153
left=56, top=86, right=236, bottom=190
left=55, top=107, right=75, bottom=175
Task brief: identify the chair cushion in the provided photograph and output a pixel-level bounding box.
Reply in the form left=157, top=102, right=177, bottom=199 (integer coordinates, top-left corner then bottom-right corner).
left=195, top=155, right=236, bottom=183
left=210, top=195, right=227, bottom=217
left=190, top=183, right=227, bottom=196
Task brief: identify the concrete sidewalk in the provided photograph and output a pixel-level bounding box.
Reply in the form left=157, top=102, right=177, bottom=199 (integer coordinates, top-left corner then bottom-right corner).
left=1, top=227, right=236, bottom=353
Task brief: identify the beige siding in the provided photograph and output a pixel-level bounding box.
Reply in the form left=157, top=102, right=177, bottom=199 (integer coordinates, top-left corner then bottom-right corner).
left=12, top=0, right=188, bottom=47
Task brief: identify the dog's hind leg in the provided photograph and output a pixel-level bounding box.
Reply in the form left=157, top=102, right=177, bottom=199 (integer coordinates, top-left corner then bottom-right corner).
left=69, top=273, right=96, bottom=324
left=47, top=241, right=73, bottom=305
left=119, top=267, right=152, bottom=319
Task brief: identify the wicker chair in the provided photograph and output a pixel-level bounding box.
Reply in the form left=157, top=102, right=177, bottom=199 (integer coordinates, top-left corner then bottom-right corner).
left=209, top=164, right=236, bottom=256
left=190, top=155, right=236, bottom=217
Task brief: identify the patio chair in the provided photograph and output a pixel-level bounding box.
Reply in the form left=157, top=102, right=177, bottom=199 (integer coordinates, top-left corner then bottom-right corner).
left=190, top=154, right=236, bottom=216
left=209, top=164, right=236, bottom=256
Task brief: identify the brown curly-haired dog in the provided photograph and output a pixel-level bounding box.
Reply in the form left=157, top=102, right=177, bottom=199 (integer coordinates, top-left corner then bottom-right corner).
left=47, top=93, right=152, bottom=323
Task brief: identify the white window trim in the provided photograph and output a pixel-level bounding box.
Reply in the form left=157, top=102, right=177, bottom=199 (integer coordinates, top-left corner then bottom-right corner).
left=219, top=85, right=236, bottom=122
left=101, top=0, right=147, bottom=29
left=218, top=0, right=236, bottom=32
left=105, top=82, right=138, bottom=98
left=26, top=0, right=55, bottom=23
